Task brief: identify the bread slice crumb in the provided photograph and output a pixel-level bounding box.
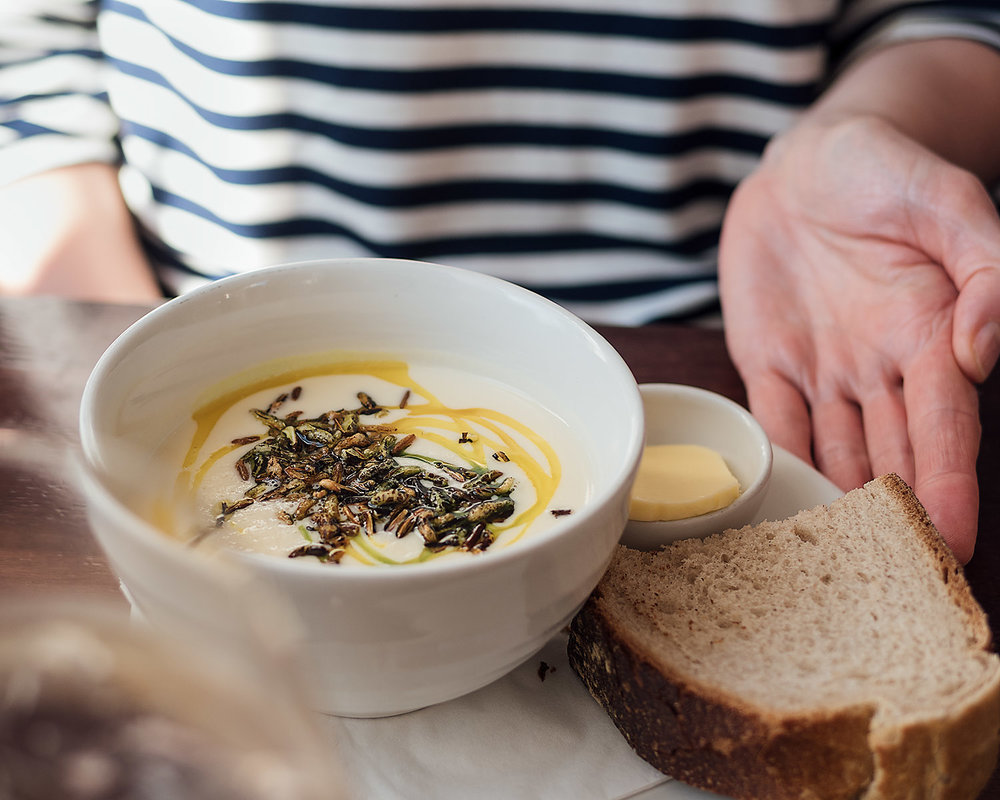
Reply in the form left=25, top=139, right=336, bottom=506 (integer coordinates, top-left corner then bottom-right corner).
left=568, top=475, right=1000, bottom=800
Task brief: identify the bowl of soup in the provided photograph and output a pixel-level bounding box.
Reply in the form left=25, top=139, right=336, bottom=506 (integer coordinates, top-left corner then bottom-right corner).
left=79, top=258, right=644, bottom=717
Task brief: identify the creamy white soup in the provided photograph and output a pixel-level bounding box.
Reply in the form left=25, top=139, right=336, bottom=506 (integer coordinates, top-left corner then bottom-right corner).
left=155, top=358, right=587, bottom=566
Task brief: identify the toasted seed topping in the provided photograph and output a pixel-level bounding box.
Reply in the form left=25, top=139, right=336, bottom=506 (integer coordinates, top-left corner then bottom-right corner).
left=217, top=388, right=520, bottom=564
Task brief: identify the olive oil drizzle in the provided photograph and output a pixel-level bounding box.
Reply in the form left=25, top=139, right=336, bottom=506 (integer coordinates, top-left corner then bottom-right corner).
left=180, top=359, right=562, bottom=565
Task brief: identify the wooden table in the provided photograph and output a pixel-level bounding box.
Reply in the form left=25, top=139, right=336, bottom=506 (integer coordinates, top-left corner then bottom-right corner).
left=2, top=295, right=998, bottom=796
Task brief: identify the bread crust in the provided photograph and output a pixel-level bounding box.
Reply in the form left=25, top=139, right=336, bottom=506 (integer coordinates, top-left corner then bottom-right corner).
left=875, top=475, right=993, bottom=653
left=568, top=475, right=1000, bottom=800
left=568, top=595, right=876, bottom=800
left=864, top=476, right=1000, bottom=799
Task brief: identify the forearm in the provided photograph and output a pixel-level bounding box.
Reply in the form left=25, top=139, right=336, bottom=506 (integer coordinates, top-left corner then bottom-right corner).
left=0, top=163, right=162, bottom=303
left=800, top=38, right=1000, bottom=184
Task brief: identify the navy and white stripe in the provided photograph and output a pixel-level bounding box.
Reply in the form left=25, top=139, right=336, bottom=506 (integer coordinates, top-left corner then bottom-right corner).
left=2, top=1, right=999, bottom=324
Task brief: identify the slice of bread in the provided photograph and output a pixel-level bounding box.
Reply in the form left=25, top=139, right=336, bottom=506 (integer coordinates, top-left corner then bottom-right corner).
left=568, top=474, right=1000, bottom=800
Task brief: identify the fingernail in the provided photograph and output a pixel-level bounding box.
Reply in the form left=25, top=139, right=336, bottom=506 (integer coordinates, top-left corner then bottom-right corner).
left=974, top=322, right=1000, bottom=381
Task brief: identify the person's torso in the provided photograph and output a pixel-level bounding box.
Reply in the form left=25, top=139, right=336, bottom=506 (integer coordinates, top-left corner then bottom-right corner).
left=100, top=0, right=842, bottom=322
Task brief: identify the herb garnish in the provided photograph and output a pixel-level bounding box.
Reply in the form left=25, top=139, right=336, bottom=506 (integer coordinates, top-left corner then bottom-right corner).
left=218, top=388, right=517, bottom=563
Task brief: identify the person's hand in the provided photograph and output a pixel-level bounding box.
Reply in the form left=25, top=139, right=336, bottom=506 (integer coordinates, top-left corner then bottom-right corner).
left=0, top=162, right=161, bottom=303
left=718, top=115, right=1000, bottom=563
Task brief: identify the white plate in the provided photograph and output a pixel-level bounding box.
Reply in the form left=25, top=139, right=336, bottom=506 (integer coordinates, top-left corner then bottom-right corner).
left=324, top=446, right=841, bottom=800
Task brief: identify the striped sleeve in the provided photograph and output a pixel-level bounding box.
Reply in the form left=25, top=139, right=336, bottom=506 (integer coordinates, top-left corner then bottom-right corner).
left=0, top=1, right=121, bottom=185
left=830, top=1, right=1000, bottom=68
left=829, top=1, right=1000, bottom=202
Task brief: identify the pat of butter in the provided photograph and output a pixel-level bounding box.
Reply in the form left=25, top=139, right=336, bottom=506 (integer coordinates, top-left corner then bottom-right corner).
left=629, top=444, right=740, bottom=521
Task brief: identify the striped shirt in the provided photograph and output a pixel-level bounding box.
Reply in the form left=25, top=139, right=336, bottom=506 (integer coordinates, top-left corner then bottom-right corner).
left=2, top=1, right=999, bottom=324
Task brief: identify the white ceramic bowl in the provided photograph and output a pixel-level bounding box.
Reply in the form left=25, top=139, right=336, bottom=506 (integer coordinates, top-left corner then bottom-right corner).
left=621, top=383, right=772, bottom=549
left=79, top=258, right=644, bottom=717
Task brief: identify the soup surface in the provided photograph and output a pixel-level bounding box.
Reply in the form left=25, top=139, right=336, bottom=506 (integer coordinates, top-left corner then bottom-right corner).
left=159, top=358, right=587, bottom=566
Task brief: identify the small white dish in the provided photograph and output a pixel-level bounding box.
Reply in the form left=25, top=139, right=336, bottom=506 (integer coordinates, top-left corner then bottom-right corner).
left=621, top=383, right=773, bottom=549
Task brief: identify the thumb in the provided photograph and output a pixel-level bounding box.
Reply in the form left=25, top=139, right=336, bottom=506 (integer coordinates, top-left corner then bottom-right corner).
left=907, top=164, right=1000, bottom=383
left=954, top=267, right=1000, bottom=383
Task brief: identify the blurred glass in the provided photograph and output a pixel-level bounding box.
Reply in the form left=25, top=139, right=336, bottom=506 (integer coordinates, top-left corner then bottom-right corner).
left=0, top=430, right=346, bottom=800
left=0, top=597, right=345, bottom=800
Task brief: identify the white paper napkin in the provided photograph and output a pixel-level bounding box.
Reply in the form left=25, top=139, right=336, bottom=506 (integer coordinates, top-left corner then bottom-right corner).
left=323, top=631, right=672, bottom=800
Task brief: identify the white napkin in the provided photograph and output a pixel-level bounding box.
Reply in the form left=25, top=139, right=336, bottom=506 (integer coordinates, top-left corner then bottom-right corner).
left=323, top=631, right=671, bottom=800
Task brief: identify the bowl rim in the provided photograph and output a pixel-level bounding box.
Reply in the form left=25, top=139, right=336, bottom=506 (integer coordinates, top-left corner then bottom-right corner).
left=79, top=258, right=645, bottom=581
